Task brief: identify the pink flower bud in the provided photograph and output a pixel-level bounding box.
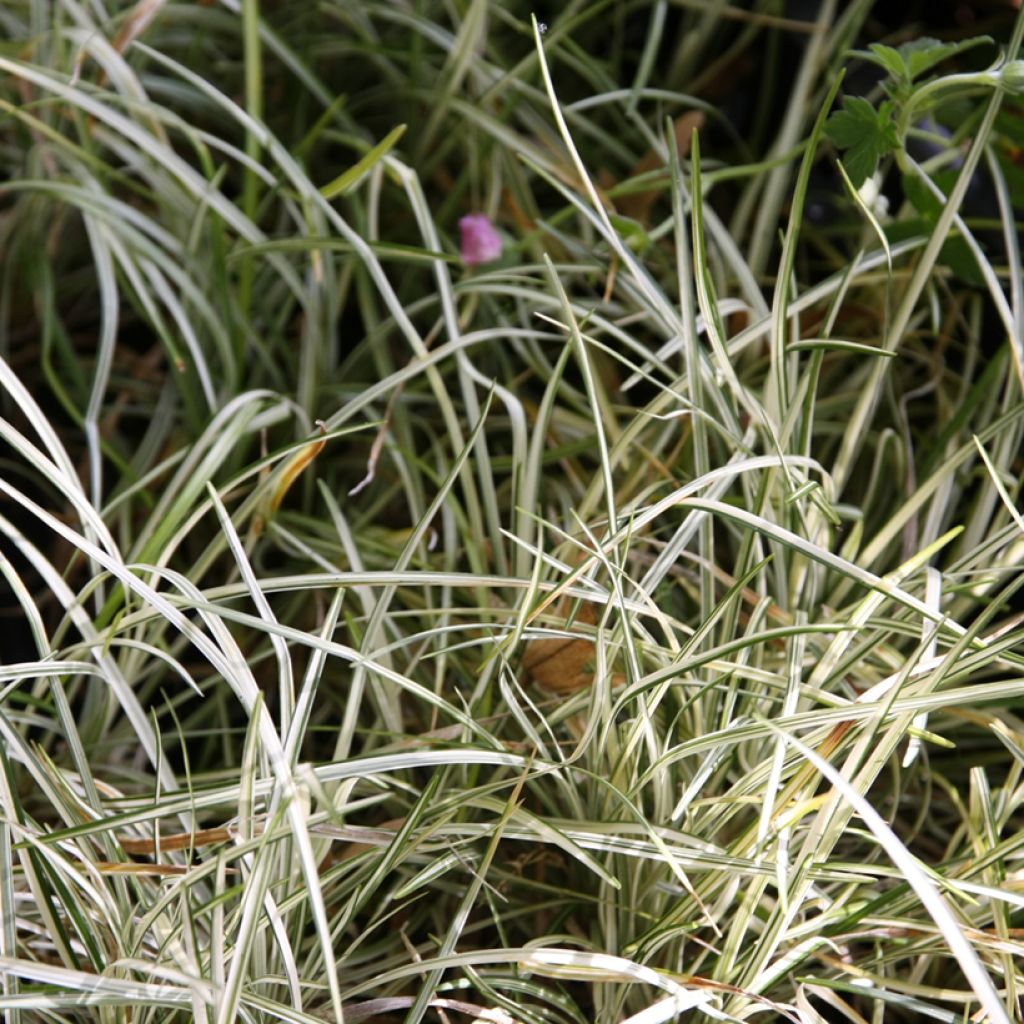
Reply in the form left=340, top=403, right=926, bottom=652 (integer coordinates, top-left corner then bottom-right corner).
left=459, top=213, right=503, bottom=266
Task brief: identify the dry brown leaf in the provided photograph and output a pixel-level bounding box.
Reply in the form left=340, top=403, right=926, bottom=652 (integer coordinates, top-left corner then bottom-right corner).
left=95, top=861, right=213, bottom=877
left=119, top=824, right=232, bottom=855
left=523, top=602, right=599, bottom=695
left=110, top=0, right=168, bottom=57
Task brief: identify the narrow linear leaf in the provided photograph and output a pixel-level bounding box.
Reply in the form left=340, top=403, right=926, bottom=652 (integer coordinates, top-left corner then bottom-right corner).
left=320, top=123, right=407, bottom=199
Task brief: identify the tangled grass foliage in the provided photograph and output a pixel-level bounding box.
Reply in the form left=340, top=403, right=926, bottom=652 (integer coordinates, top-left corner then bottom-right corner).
left=1, top=2, right=1024, bottom=1022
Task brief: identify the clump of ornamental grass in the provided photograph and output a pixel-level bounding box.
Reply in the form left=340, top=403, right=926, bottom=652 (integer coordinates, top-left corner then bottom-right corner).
left=0, top=2, right=1024, bottom=1023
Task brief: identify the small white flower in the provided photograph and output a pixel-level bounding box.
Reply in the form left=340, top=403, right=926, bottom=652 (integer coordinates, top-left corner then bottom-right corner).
left=857, top=171, right=890, bottom=220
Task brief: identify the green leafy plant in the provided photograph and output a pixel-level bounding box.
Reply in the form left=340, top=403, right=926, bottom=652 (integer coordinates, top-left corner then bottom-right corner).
left=825, top=34, right=1024, bottom=185
left=824, top=94, right=901, bottom=187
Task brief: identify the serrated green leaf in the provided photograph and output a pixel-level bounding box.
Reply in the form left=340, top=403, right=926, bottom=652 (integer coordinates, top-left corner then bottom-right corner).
left=867, top=43, right=909, bottom=82
left=900, top=35, right=993, bottom=82
left=826, top=97, right=880, bottom=147
left=319, top=123, right=406, bottom=200
left=826, top=97, right=899, bottom=187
